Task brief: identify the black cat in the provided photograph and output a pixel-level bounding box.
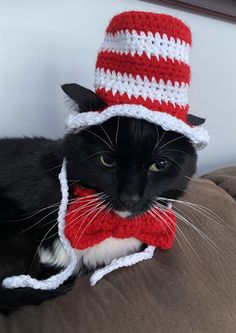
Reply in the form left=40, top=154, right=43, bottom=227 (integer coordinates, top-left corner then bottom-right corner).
left=0, top=84, right=197, bottom=313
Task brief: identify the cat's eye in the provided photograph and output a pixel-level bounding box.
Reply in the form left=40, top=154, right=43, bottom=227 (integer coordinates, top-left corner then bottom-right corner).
left=100, top=153, right=116, bottom=168
left=149, top=159, right=169, bottom=172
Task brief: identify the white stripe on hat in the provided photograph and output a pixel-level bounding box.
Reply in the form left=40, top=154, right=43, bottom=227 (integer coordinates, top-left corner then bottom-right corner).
left=100, top=31, right=190, bottom=64
left=95, top=68, right=189, bottom=106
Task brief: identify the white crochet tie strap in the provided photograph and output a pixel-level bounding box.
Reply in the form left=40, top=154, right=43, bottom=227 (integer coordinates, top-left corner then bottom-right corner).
left=2, top=159, right=77, bottom=290
left=2, top=159, right=158, bottom=290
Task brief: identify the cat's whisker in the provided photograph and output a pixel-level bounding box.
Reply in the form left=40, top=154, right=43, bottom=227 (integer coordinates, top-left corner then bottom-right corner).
left=67, top=193, right=107, bottom=209
left=149, top=200, right=178, bottom=240
left=10, top=203, right=60, bottom=222
left=149, top=208, right=192, bottom=259
left=39, top=198, right=110, bottom=241
left=39, top=164, right=62, bottom=174
left=179, top=202, right=226, bottom=227
left=151, top=197, right=225, bottom=251
left=80, top=150, right=111, bottom=162
left=29, top=220, right=60, bottom=270
left=172, top=187, right=191, bottom=195
left=149, top=200, right=196, bottom=255
left=20, top=206, right=63, bottom=233
left=65, top=194, right=109, bottom=225
left=69, top=192, right=105, bottom=204
left=43, top=196, right=107, bottom=228
left=41, top=217, right=58, bottom=228
left=103, top=201, right=113, bottom=214
left=41, top=197, right=109, bottom=240
left=68, top=180, right=81, bottom=187
left=157, top=197, right=226, bottom=227
left=154, top=129, right=166, bottom=150
left=76, top=195, right=109, bottom=226
left=71, top=202, right=105, bottom=245
left=11, top=192, right=103, bottom=222
left=31, top=198, right=108, bottom=267
left=151, top=205, right=200, bottom=259
left=20, top=194, right=106, bottom=231
left=39, top=160, right=72, bottom=174
left=156, top=201, right=234, bottom=268
left=67, top=197, right=107, bottom=233
left=185, top=175, right=209, bottom=183
left=154, top=199, right=221, bottom=254
left=66, top=196, right=108, bottom=224
left=154, top=124, right=160, bottom=146
left=96, top=206, right=112, bottom=228
left=173, top=205, right=233, bottom=268
left=74, top=203, right=106, bottom=245
left=34, top=221, right=59, bottom=241
left=157, top=148, right=196, bottom=161
left=63, top=195, right=108, bottom=222
left=115, top=116, right=120, bottom=145
left=148, top=209, right=170, bottom=238
left=172, top=206, right=221, bottom=253
left=99, top=124, right=114, bottom=147
left=157, top=135, right=186, bottom=151
left=151, top=199, right=203, bottom=246
left=83, top=129, right=114, bottom=152
left=158, top=154, right=191, bottom=176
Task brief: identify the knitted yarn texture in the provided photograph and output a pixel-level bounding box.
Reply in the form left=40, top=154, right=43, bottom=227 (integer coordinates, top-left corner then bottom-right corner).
left=65, top=186, right=176, bottom=250
left=95, top=11, right=192, bottom=119
left=66, top=11, right=209, bottom=149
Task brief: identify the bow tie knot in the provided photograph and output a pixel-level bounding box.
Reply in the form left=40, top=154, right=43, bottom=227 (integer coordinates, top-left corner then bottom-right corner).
left=65, top=186, right=176, bottom=250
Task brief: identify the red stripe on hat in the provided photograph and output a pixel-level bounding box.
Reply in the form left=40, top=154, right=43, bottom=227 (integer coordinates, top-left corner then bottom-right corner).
left=106, top=11, right=192, bottom=45
left=96, top=88, right=188, bottom=122
left=96, top=51, right=190, bottom=85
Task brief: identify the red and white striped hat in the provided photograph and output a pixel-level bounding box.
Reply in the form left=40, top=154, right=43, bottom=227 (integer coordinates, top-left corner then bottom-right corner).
left=66, top=11, right=209, bottom=149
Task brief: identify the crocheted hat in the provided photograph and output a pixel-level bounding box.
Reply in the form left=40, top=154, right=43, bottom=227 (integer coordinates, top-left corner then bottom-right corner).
left=66, top=10, right=209, bottom=149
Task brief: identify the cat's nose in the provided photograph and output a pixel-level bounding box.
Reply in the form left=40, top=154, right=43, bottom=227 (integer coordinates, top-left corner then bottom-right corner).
left=119, top=193, right=141, bottom=209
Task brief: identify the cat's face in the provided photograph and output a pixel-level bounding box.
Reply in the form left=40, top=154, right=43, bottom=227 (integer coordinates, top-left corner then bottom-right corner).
left=65, top=116, right=197, bottom=217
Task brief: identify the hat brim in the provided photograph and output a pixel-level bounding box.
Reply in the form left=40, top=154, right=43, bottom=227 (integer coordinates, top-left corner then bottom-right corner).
left=66, top=104, right=209, bottom=150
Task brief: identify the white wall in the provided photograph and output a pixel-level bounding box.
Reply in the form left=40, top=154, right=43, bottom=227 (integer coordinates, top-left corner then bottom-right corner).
left=0, top=0, right=236, bottom=175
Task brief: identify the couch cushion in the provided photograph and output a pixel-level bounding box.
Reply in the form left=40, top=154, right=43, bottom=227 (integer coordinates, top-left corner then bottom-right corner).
left=0, top=173, right=236, bottom=332
left=203, top=166, right=236, bottom=200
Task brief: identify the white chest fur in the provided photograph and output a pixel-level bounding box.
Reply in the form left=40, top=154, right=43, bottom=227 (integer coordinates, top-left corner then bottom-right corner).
left=39, top=237, right=142, bottom=271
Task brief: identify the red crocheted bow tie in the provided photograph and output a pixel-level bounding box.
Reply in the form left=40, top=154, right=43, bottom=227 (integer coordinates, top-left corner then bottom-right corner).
left=65, top=186, right=176, bottom=250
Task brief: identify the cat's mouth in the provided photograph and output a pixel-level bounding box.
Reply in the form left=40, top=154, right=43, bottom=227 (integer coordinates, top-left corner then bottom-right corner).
left=113, top=202, right=168, bottom=218
left=113, top=200, right=169, bottom=219
left=75, top=185, right=169, bottom=219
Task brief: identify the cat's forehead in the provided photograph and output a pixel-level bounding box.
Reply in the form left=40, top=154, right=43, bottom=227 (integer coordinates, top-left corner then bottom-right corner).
left=96, top=117, right=159, bottom=148
left=82, top=116, right=187, bottom=159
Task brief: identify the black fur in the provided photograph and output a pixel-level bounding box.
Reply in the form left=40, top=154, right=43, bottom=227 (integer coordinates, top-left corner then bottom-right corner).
left=0, top=84, right=197, bottom=313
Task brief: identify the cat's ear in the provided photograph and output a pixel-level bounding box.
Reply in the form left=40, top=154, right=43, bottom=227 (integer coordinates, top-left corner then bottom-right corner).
left=187, top=114, right=206, bottom=126
left=61, top=83, right=106, bottom=112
